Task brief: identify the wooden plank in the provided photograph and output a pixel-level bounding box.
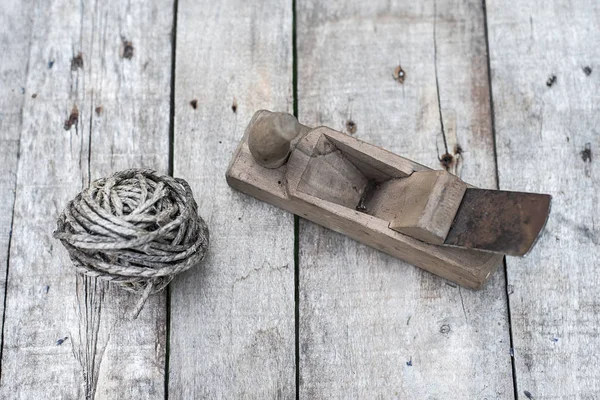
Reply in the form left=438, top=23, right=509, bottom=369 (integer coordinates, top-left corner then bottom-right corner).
left=169, top=0, right=295, bottom=397
left=487, top=1, right=600, bottom=397
left=0, top=0, right=173, bottom=397
left=297, top=0, right=514, bottom=397
left=0, top=0, right=35, bottom=349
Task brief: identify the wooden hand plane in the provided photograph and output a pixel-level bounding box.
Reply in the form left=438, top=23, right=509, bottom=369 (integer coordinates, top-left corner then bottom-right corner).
left=226, top=111, right=551, bottom=289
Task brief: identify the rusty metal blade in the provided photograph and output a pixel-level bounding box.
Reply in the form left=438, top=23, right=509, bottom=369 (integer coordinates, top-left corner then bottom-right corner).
left=444, top=188, right=551, bottom=256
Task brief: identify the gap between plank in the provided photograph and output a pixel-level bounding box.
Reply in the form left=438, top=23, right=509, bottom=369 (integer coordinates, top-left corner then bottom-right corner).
left=292, top=0, right=300, bottom=398
left=165, top=0, right=179, bottom=398
left=481, top=0, right=518, bottom=398
left=168, top=0, right=178, bottom=178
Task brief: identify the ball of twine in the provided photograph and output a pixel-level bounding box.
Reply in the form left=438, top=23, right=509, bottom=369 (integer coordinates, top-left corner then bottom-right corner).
left=53, top=169, right=209, bottom=319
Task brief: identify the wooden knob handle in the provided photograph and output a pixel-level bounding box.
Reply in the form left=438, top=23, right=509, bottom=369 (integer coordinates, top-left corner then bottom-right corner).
left=247, top=110, right=309, bottom=168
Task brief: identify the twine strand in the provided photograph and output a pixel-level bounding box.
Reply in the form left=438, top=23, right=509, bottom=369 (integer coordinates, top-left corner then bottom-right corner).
left=128, top=281, right=155, bottom=320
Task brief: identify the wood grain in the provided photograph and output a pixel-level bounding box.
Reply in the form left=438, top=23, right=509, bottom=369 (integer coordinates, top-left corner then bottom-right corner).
left=0, top=0, right=173, bottom=397
left=487, top=0, right=600, bottom=397
left=0, top=0, right=35, bottom=352
left=296, top=0, right=514, bottom=397
left=169, top=0, right=295, bottom=397
left=385, top=170, right=467, bottom=245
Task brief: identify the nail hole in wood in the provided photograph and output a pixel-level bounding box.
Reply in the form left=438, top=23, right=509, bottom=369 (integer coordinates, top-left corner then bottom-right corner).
left=346, top=120, right=357, bottom=135
left=393, top=65, right=406, bottom=84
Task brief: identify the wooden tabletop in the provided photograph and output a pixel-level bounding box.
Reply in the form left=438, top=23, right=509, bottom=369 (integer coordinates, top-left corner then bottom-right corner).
left=1, top=0, right=598, bottom=398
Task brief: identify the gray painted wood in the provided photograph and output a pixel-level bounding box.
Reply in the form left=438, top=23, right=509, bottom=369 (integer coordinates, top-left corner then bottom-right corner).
left=0, top=0, right=35, bottom=346
left=0, top=0, right=595, bottom=397
left=296, top=0, right=514, bottom=397
left=169, top=0, right=295, bottom=398
left=487, top=1, right=600, bottom=398
left=0, top=0, right=172, bottom=397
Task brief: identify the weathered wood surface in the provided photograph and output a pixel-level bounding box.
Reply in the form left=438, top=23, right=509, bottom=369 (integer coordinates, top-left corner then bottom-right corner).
left=0, top=0, right=172, bottom=397
left=0, top=0, right=35, bottom=351
left=0, top=0, right=598, bottom=397
left=487, top=0, right=600, bottom=398
left=296, top=0, right=513, bottom=397
left=169, top=0, right=295, bottom=398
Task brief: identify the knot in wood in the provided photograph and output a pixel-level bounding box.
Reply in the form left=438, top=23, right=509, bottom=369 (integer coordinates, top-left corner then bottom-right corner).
left=53, top=169, right=209, bottom=318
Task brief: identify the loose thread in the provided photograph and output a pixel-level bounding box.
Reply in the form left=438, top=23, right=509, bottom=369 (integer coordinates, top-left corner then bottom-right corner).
left=128, top=281, right=154, bottom=320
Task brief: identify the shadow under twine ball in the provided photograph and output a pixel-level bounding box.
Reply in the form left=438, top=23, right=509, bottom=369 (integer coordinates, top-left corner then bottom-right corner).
left=53, top=169, right=209, bottom=319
